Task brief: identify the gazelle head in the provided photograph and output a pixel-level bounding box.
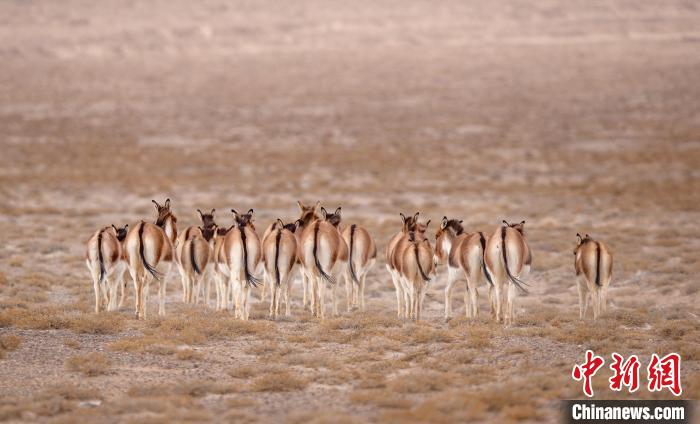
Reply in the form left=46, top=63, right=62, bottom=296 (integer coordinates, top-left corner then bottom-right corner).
left=502, top=220, right=526, bottom=236
left=399, top=212, right=420, bottom=233
left=297, top=201, right=321, bottom=228
left=276, top=218, right=302, bottom=233
left=232, top=208, right=255, bottom=229
left=434, top=216, right=463, bottom=264
left=321, top=206, right=342, bottom=228
left=153, top=198, right=176, bottom=227
left=197, top=208, right=216, bottom=229
left=574, top=233, right=592, bottom=254
left=200, top=224, right=217, bottom=242
left=111, top=224, right=129, bottom=242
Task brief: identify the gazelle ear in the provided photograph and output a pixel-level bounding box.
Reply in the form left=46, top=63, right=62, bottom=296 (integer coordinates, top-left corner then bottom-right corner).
left=152, top=199, right=160, bottom=209
left=247, top=209, right=254, bottom=215
left=297, top=200, right=305, bottom=211
left=320, top=207, right=328, bottom=219
left=586, top=233, right=590, bottom=239
left=441, top=216, right=448, bottom=229
left=211, top=208, right=215, bottom=215
left=520, top=220, right=525, bottom=225
left=124, top=224, right=128, bottom=229
left=112, top=224, right=117, bottom=231
left=502, top=220, right=509, bottom=226
left=276, top=218, right=284, bottom=227
left=313, top=201, right=321, bottom=211
left=425, top=220, right=431, bottom=227
left=400, top=213, right=406, bottom=223
left=231, top=209, right=238, bottom=216
left=295, top=219, right=303, bottom=230
left=164, top=199, right=171, bottom=208
left=334, top=207, right=341, bottom=216
left=198, top=226, right=204, bottom=232
left=459, top=220, right=463, bottom=224
left=576, top=233, right=582, bottom=242
left=197, top=209, right=203, bottom=218
left=413, top=212, right=420, bottom=222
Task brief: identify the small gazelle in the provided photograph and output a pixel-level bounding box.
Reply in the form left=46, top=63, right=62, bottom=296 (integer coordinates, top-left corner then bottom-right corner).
left=262, top=219, right=301, bottom=319
left=484, top=220, right=531, bottom=324
left=574, top=233, right=613, bottom=320
left=85, top=224, right=128, bottom=313
left=222, top=209, right=262, bottom=320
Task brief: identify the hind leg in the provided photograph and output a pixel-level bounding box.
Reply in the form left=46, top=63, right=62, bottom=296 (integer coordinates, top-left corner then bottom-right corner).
left=269, top=280, right=277, bottom=319
left=92, top=271, right=101, bottom=314
left=506, top=282, right=517, bottom=325
left=360, top=273, right=367, bottom=312
left=444, top=271, right=457, bottom=321
left=345, top=271, right=353, bottom=312
left=242, top=284, right=251, bottom=320
left=389, top=267, right=403, bottom=318
left=577, top=278, right=588, bottom=319
left=158, top=266, right=170, bottom=316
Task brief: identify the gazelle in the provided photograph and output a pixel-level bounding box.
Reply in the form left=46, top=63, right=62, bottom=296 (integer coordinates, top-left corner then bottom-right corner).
left=386, top=212, right=429, bottom=318
left=434, top=217, right=493, bottom=320
left=319, top=206, right=348, bottom=316
left=294, top=201, right=322, bottom=310
left=222, top=209, right=261, bottom=320
left=262, top=219, right=300, bottom=319
left=484, top=220, right=531, bottom=325
left=298, top=206, right=343, bottom=319
left=397, top=232, right=434, bottom=321
left=213, top=225, right=234, bottom=310
left=341, top=222, right=376, bottom=312
left=574, top=233, right=613, bottom=320
left=178, top=227, right=214, bottom=304
left=124, top=199, right=178, bottom=319
left=85, top=224, right=128, bottom=313
left=176, top=209, right=216, bottom=304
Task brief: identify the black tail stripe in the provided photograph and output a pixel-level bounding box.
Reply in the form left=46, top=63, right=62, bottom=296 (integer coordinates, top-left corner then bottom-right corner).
left=274, top=230, right=282, bottom=286
left=349, top=224, right=359, bottom=284
left=313, top=222, right=336, bottom=285
left=240, top=227, right=260, bottom=288
left=415, top=244, right=431, bottom=282
left=190, top=238, right=201, bottom=275
left=501, top=226, right=527, bottom=294
left=479, top=232, right=494, bottom=287
left=139, top=222, right=161, bottom=280
left=97, top=230, right=105, bottom=283
left=594, top=241, right=601, bottom=286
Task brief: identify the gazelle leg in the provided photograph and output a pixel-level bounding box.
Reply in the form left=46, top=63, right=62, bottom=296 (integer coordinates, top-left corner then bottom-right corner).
left=284, top=278, right=291, bottom=316
left=92, top=274, right=101, bottom=314
left=269, top=281, right=276, bottom=319
left=390, top=267, right=402, bottom=317
left=360, top=273, right=366, bottom=312
left=345, top=271, right=353, bottom=312
left=302, top=274, right=309, bottom=308
left=463, top=283, right=470, bottom=319
left=577, top=280, right=587, bottom=319
left=444, top=273, right=456, bottom=321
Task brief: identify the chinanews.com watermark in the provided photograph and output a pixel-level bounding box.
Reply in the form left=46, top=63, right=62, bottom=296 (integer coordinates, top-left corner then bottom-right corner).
left=563, top=350, right=694, bottom=423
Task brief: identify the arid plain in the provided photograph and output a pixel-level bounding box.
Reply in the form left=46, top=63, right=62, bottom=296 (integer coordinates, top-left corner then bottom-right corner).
left=0, top=0, right=699, bottom=422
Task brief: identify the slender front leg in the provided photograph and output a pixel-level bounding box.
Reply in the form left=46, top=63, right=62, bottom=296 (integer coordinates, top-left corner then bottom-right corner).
left=444, top=274, right=456, bottom=321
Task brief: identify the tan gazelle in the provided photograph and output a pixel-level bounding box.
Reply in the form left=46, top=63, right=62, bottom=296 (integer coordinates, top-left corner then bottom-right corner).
left=434, top=217, right=493, bottom=320
left=85, top=224, right=128, bottom=313
left=298, top=206, right=343, bottom=319
left=222, top=209, right=261, bottom=320
left=397, top=231, right=435, bottom=321
left=319, top=206, right=348, bottom=316
left=484, top=220, right=531, bottom=324
left=574, top=233, right=613, bottom=320
left=262, top=218, right=301, bottom=319
left=213, top=224, right=234, bottom=310
left=386, top=212, right=429, bottom=318
left=175, top=209, right=216, bottom=304
left=124, top=199, right=178, bottom=319
left=341, top=221, right=376, bottom=312
left=179, top=226, right=215, bottom=304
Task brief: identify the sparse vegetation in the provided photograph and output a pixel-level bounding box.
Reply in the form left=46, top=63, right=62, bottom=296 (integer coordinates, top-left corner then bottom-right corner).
left=65, top=352, right=111, bottom=376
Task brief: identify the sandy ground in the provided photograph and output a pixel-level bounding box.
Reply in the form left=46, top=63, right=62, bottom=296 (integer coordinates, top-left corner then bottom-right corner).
left=0, top=0, right=699, bottom=422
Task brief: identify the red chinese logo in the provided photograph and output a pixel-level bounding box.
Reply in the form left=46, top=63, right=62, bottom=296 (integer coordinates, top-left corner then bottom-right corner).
left=609, top=352, right=640, bottom=393
left=572, top=350, right=605, bottom=397
left=572, top=351, right=682, bottom=397
left=647, top=353, right=682, bottom=396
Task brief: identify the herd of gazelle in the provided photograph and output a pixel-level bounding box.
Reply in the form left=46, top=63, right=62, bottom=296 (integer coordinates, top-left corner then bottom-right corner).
left=85, top=199, right=613, bottom=323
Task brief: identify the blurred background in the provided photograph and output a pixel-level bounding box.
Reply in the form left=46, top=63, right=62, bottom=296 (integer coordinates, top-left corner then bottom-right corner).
left=0, top=0, right=699, bottom=303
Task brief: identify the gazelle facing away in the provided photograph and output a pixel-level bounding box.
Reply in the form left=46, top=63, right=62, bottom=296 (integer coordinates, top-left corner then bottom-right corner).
left=484, top=220, right=531, bottom=325
left=213, top=225, right=234, bottom=310
left=435, top=217, right=493, bottom=320
left=262, top=219, right=300, bottom=319
left=179, top=226, right=214, bottom=304
left=222, top=209, right=261, bottom=320
left=124, top=199, right=178, bottom=319
left=574, top=233, right=613, bottom=320
left=386, top=213, right=430, bottom=318
left=299, top=206, right=343, bottom=319
left=86, top=224, right=128, bottom=313
left=176, top=209, right=216, bottom=304
left=294, top=201, right=321, bottom=309
left=398, top=231, right=434, bottom=321
left=341, top=221, right=376, bottom=312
